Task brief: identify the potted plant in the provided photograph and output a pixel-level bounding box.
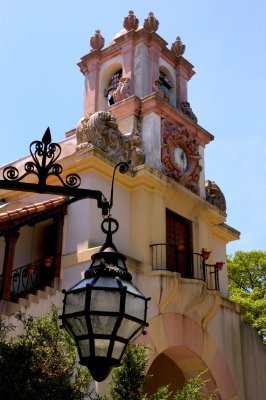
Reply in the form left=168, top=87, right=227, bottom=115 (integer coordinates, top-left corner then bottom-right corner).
left=27, top=262, right=35, bottom=275
left=216, top=261, right=224, bottom=270
left=44, top=256, right=53, bottom=268
left=201, top=248, right=211, bottom=260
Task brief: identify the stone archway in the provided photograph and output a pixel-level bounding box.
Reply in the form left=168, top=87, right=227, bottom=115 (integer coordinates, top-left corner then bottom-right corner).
left=135, top=313, right=238, bottom=400
left=144, top=352, right=186, bottom=399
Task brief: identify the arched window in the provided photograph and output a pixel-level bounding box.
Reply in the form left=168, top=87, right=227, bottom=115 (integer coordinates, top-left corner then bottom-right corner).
left=104, top=69, right=122, bottom=105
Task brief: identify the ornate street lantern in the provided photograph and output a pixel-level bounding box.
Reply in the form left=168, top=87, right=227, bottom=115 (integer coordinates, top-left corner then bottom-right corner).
left=60, top=217, right=150, bottom=381
left=0, top=129, right=150, bottom=382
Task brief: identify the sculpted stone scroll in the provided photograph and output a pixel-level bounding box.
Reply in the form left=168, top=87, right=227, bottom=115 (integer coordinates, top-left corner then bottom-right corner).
left=161, top=119, right=202, bottom=194
left=113, top=76, right=131, bottom=103
left=179, top=101, right=198, bottom=124
left=205, top=180, right=226, bottom=212
left=153, top=80, right=169, bottom=103
left=76, top=111, right=144, bottom=167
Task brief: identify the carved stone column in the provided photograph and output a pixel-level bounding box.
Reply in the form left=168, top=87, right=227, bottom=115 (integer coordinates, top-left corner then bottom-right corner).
left=84, top=59, right=100, bottom=115
left=1, top=229, right=20, bottom=301
left=175, top=64, right=188, bottom=106
left=53, top=210, right=65, bottom=279
left=148, top=43, right=161, bottom=95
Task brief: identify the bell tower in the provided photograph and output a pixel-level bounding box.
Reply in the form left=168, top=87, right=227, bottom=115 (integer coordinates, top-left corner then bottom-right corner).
left=77, top=11, right=214, bottom=198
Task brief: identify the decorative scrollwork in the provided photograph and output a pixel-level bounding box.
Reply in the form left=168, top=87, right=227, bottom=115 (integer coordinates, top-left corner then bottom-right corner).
left=65, top=174, right=81, bottom=188
left=25, top=162, right=37, bottom=173
left=2, top=127, right=81, bottom=189
left=3, top=166, right=20, bottom=181
left=51, top=164, right=63, bottom=175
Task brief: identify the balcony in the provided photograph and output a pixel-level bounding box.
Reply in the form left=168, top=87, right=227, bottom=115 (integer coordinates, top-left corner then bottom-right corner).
left=150, top=244, right=220, bottom=290
left=0, top=257, right=54, bottom=301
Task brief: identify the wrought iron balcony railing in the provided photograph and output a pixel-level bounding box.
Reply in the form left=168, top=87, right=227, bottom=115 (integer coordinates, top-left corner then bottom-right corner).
left=0, top=257, right=54, bottom=300
left=150, top=243, right=219, bottom=291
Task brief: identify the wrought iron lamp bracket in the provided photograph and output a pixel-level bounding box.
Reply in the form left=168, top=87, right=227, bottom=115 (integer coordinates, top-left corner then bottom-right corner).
left=0, top=129, right=131, bottom=217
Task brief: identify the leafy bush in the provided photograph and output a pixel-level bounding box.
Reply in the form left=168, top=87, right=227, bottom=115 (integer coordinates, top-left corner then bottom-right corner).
left=0, top=306, right=93, bottom=400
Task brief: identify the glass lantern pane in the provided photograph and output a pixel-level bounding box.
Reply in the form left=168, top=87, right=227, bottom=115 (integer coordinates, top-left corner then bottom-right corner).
left=65, top=291, right=86, bottom=314
left=95, top=276, right=119, bottom=289
left=125, top=293, right=145, bottom=321
left=130, top=328, right=143, bottom=343
left=94, top=339, right=110, bottom=357
left=63, top=321, right=75, bottom=339
left=72, top=278, right=94, bottom=290
left=112, top=341, right=126, bottom=360
left=91, top=315, right=117, bottom=335
left=66, top=316, right=88, bottom=337
left=117, top=318, right=141, bottom=339
left=90, top=290, right=121, bottom=312
left=78, top=339, right=90, bottom=358
left=121, top=280, right=143, bottom=296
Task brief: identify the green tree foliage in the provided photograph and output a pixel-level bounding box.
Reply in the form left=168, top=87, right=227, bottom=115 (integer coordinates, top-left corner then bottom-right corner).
left=227, top=250, right=266, bottom=343
left=110, top=343, right=150, bottom=400
left=0, top=306, right=93, bottom=400
left=173, top=372, right=216, bottom=400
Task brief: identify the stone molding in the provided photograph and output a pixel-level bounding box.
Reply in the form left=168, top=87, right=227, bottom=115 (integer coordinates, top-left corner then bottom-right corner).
left=76, top=111, right=144, bottom=167
left=140, top=94, right=213, bottom=146
left=205, top=180, right=226, bottom=212
left=161, top=119, right=202, bottom=194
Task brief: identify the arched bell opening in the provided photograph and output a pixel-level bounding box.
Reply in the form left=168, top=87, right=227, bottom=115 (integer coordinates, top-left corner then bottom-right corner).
left=98, top=61, right=123, bottom=110
left=159, top=65, right=175, bottom=106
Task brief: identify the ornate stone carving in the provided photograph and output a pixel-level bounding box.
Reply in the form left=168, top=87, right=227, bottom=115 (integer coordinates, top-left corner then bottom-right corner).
left=153, top=80, right=169, bottom=102
left=161, top=119, right=202, bottom=194
left=171, top=36, right=186, bottom=57
left=205, top=181, right=226, bottom=212
left=113, top=76, right=131, bottom=103
left=179, top=101, right=198, bottom=124
left=76, top=111, right=144, bottom=167
left=90, top=30, right=105, bottom=51
left=123, top=11, right=139, bottom=31
left=143, top=12, right=159, bottom=32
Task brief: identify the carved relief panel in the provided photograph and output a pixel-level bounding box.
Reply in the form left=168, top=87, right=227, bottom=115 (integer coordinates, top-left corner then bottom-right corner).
left=161, top=119, right=202, bottom=194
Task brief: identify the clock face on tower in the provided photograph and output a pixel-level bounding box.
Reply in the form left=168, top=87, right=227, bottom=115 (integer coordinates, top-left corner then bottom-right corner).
left=174, top=145, right=189, bottom=172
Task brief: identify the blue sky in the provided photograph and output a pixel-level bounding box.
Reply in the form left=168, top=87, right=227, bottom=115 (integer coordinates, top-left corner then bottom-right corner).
left=0, top=0, right=265, bottom=254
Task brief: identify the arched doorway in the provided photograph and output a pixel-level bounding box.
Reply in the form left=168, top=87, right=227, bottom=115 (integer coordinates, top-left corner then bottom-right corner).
left=144, top=352, right=185, bottom=398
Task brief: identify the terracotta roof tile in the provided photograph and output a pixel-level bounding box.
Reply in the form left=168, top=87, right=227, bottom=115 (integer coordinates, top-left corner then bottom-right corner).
left=0, top=196, right=66, bottom=225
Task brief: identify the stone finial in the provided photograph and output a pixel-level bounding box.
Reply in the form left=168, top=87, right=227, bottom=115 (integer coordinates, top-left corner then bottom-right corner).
left=171, top=36, right=186, bottom=57
left=90, top=30, right=105, bottom=51
left=143, top=12, right=159, bottom=33
left=123, top=11, right=139, bottom=31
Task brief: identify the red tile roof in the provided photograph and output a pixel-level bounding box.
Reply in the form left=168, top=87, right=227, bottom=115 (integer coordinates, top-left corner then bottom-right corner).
left=0, top=196, right=66, bottom=224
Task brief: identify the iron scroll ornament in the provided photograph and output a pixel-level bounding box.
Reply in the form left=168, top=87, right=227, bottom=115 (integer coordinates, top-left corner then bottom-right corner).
left=3, top=127, right=81, bottom=188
